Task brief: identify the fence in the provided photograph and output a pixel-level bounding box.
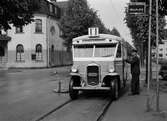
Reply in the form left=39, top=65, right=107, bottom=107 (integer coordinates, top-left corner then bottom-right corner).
left=50, top=50, right=72, bottom=67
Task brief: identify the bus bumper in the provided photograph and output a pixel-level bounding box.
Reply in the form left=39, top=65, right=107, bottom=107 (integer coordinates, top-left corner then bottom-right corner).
left=73, top=86, right=110, bottom=90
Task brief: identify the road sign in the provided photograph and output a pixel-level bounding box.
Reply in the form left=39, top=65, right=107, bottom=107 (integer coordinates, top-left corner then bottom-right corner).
left=128, top=2, right=146, bottom=14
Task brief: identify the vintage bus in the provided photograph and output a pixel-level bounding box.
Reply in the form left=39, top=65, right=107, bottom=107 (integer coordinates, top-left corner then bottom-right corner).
left=69, top=28, right=132, bottom=100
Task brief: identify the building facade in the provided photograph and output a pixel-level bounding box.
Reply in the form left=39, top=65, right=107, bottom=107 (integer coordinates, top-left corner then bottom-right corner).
left=157, top=40, right=167, bottom=59
left=152, top=16, right=167, bottom=60
left=6, top=0, right=72, bottom=68
left=0, top=34, right=11, bottom=69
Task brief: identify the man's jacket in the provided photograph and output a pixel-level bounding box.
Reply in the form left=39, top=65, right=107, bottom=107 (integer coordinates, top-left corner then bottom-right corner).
left=126, top=55, right=140, bottom=74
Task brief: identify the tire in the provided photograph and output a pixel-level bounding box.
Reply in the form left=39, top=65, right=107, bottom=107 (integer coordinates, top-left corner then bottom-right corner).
left=110, top=78, right=119, bottom=100
left=69, top=79, right=79, bottom=100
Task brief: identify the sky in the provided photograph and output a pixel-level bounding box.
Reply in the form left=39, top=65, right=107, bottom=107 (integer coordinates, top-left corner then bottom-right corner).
left=57, top=0, right=132, bottom=44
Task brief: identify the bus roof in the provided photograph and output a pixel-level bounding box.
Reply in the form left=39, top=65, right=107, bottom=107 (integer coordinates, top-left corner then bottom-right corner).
left=73, top=34, right=123, bottom=42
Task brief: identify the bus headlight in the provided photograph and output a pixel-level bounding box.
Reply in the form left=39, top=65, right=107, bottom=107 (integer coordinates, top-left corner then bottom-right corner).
left=108, top=63, right=114, bottom=73
left=71, top=68, right=78, bottom=73
left=109, top=68, right=114, bottom=73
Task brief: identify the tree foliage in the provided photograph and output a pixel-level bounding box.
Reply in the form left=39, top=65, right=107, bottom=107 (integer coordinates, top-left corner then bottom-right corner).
left=0, top=0, right=40, bottom=31
left=125, top=0, right=166, bottom=49
left=131, top=0, right=167, bottom=15
left=60, top=0, right=119, bottom=49
left=110, top=27, right=121, bottom=37
left=159, top=0, right=167, bottom=15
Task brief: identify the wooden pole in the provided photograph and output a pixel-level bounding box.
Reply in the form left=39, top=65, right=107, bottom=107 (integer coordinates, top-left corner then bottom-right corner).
left=146, top=0, right=152, bottom=111
left=156, top=0, right=160, bottom=112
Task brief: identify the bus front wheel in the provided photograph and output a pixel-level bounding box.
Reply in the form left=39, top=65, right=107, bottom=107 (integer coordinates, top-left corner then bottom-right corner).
left=69, top=79, right=79, bottom=100
left=110, top=78, right=119, bottom=100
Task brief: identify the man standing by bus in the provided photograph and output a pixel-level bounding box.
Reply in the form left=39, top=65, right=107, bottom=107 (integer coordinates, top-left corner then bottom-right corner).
left=125, top=49, right=140, bottom=95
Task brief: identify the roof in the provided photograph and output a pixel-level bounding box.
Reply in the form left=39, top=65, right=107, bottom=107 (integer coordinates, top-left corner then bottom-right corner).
left=0, top=35, right=11, bottom=41
left=34, top=0, right=61, bottom=19
left=56, top=1, right=68, bottom=9
left=73, top=34, right=123, bottom=41
left=72, top=34, right=124, bottom=45
left=56, top=1, right=68, bottom=16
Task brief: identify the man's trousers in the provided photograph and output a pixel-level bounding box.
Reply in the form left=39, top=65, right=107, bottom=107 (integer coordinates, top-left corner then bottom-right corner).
left=131, top=73, right=140, bottom=94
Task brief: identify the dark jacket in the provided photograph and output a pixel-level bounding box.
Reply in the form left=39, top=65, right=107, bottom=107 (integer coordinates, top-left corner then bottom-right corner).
left=126, top=55, right=140, bottom=74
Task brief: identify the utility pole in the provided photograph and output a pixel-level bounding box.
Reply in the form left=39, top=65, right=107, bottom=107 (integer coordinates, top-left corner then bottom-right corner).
left=146, top=0, right=152, bottom=111
left=156, top=0, right=160, bottom=112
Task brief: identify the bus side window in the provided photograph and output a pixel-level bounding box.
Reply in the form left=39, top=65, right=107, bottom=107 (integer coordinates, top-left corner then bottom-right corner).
left=116, top=43, right=121, bottom=58
left=123, top=46, right=127, bottom=59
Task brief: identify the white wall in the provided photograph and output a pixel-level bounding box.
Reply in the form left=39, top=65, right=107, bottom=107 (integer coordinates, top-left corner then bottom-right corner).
left=47, top=17, right=66, bottom=51
left=7, top=14, right=48, bottom=68
left=158, top=40, right=167, bottom=59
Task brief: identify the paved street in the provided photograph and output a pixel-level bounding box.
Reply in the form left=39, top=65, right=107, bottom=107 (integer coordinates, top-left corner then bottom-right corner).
left=0, top=67, right=71, bottom=121
left=0, top=66, right=167, bottom=121
left=41, top=96, right=110, bottom=121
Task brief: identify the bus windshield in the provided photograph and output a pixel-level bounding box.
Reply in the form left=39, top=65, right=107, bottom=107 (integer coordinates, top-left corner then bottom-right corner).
left=74, top=45, right=93, bottom=57
left=94, top=44, right=116, bottom=57
left=74, top=43, right=117, bottom=58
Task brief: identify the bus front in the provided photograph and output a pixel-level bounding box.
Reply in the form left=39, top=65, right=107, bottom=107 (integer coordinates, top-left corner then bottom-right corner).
left=69, top=34, right=121, bottom=99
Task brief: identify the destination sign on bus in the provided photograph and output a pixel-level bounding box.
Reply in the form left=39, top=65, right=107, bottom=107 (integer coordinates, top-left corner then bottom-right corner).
left=88, top=27, right=99, bottom=37
left=82, top=39, right=105, bottom=42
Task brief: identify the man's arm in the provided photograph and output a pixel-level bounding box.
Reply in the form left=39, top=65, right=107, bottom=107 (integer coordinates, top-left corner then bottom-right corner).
left=125, top=56, right=138, bottom=64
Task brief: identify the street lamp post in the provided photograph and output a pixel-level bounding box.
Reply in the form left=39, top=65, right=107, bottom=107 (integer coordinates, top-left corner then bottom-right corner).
left=146, top=0, right=152, bottom=111
left=156, top=0, right=160, bottom=112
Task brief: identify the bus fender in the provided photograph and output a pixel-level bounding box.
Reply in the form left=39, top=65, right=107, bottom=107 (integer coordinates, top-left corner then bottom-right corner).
left=106, top=72, right=119, bottom=77
left=70, top=72, right=80, bottom=77
left=70, top=73, right=81, bottom=85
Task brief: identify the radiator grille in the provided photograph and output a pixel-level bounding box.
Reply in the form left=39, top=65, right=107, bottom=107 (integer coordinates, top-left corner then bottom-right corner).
left=87, top=66, right=99, bottom=86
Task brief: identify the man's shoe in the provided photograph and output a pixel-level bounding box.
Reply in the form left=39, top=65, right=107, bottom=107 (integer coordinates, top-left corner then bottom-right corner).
left=134, top=92, right=140, bottom=95
left=128, top=93, right=135, bottom=96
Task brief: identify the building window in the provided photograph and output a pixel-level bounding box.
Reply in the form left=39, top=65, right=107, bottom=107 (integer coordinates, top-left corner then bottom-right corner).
left=51, top=45, right=54, bottom=53
left=35, top=19, right=42, bottom=33
left=52, top=6, right=55, bottom=14
left=54, top=7, right=57, bottom=14
left=159, top=48, right=163, bottom=51
left=159, top=54, right=163, bottom=58
left=50, top=26, right=55, bottom=36
left=60, top=30, right=63, bottom=37
left=51, top=45, right=54, bottom=62
left=49, top=4, right=53, bottom=13
left=0, top=46, right=5, bottom=56
left=16, top=26, right=23, bottom=33
left=152, top=53, right=155, bottom=58
left=16, top=44, right=24, bottom=61
left=35, top=44, right=42, bottom=61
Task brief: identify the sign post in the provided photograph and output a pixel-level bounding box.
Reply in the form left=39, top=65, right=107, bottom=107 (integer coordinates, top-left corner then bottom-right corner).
left=128, top=2, right=146, bottom=15
left=146, top=0, right=152, bottom=112
left=156, top=0, right=160, bottom=112
left=128, top=1, right=152, bottom=111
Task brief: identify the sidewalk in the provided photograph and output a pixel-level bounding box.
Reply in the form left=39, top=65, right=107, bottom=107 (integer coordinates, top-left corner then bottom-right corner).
left=102, top=84, right=167, bottom=121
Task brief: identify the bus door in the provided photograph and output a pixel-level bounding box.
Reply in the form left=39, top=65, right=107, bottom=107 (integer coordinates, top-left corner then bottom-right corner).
left=115, top=43, right=124, bottom=87
left=122, top=45, right=128, bottom=87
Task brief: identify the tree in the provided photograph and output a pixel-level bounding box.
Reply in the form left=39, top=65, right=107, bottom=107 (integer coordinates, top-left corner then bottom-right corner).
left=125, top=0, right=166, bottom=56
left=110, top=27, right=121, bottom=37
left=159, top=0, right=167, bottom=15
left=0, top=0, right=40, bottom=31
left=60, top=0, right=113, bottom=50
